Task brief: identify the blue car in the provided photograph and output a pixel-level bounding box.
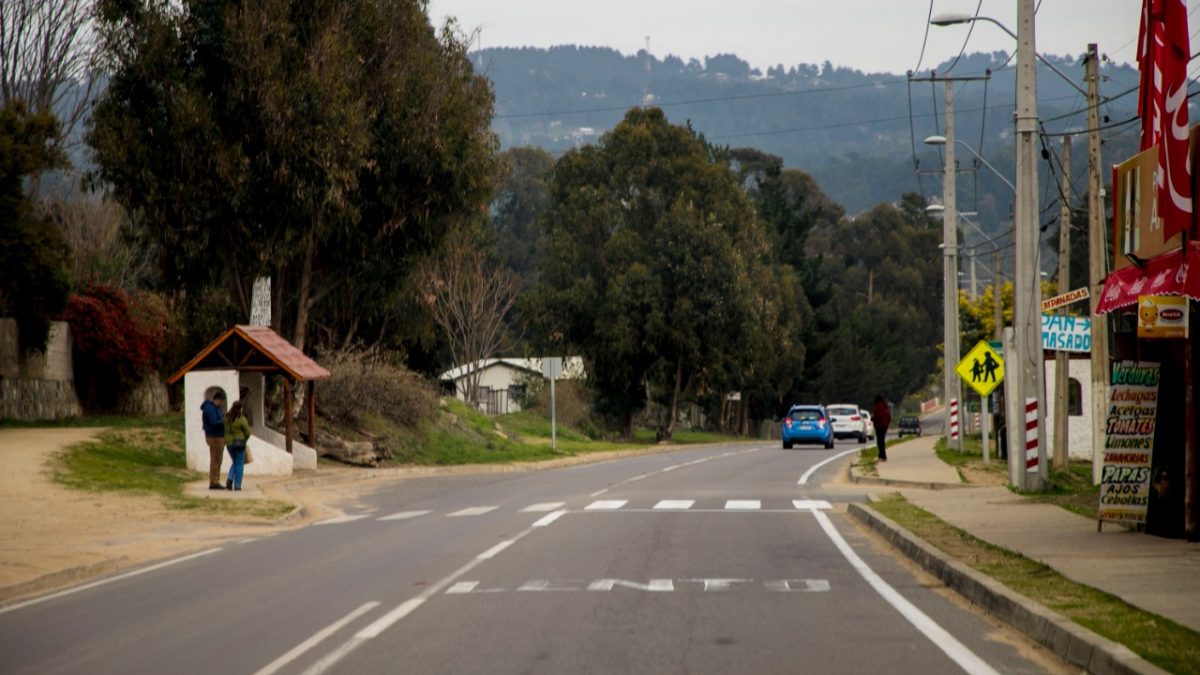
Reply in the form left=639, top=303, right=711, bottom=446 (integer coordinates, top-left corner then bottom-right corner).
left=781, top=405, right=835, bottom=449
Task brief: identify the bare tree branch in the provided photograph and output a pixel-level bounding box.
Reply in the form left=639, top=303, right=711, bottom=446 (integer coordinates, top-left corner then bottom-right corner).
left=416, top=245, right=520, bottom=408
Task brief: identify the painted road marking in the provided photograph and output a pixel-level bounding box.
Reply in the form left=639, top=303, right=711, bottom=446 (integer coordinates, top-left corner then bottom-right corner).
left=532, top=510, right=567, bottom=527
left=443, top=578, right=830, bottom=594
left=725, top=500, right=761, bottom=510
left=316, top=514, right=371, bottom=525
left=797, top=447, right=861, bottom=485
left=447, top=506, right=498, bottom=517
left=813, top=510, right=999, bottom=675
left=251, top=601, right=380, bottom=675
left=0, top=548, right=222, bottom=615
left=477, top=541, right=514, bottom=560
left=378, top=510, right=431, bottom=521
left=521, top=502, right=566, bottom=512
left=585, top=500, right=628, bottom=510
left=792, top=500, right=833, bottom=510
left=653, top=499, right=695, bottom=510
left=590, top=447, right=767, bottom=497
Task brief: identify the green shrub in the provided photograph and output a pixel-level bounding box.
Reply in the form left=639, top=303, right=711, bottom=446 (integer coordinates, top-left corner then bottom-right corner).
left=317, top=347, right=437, bottom=427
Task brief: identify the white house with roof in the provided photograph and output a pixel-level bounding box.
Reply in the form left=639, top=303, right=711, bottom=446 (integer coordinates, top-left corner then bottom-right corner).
left=439, top=357, right=585, bottom=414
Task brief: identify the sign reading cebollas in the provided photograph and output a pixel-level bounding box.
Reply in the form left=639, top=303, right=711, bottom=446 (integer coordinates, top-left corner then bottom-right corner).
left=1041, top=314, right=1091, bottom=352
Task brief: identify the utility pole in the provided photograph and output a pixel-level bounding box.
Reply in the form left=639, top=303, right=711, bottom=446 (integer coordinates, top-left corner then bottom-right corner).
left=942, top=79, right=963, bottom=452
left=1010, top=0, right=1045, bottom=490
left=969, top=252, right=979, bottom=301
left=1053, top=136, right=1071, bottom=471
left=1085, top=43, right=1110, bottom=487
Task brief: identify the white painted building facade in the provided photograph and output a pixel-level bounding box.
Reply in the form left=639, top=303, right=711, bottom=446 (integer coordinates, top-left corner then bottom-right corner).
left=1042, top=356, right=1094, bottom=461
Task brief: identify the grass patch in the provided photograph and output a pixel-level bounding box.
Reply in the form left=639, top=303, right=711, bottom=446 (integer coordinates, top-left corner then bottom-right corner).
left=870, top=494, right=1200, bottom=674
left=53, top=426, right=293, bottom=519
left=631, top=428, right=748, bottom=445
left=935, top=435, right=1009, bottom=484
left=1019, top=460, right=1101, bottom=520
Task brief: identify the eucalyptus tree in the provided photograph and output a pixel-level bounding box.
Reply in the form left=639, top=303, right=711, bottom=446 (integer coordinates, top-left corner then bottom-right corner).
left=87, top=0, right=496, bottom=353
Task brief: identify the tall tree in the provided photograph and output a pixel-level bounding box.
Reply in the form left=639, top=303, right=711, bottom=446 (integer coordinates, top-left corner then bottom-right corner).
left=0, top=0, right=97, bottom=160
left=87, top=0, right=496, bottom=354
left=0, top=102, right=70, bottom=352
left=531, top=108, right=767, bottom=439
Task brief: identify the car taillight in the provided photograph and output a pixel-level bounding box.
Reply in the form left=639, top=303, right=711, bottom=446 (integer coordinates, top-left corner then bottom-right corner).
left=818, top=418, right=827, bottom=428
left=785, top=419, right=793, bottom=428
left=851, top=415, right=861, bottom=421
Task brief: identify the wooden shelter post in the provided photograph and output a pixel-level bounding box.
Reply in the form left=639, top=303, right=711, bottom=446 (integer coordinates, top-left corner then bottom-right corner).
left=284, top=377, right=294, bottom=454
left=307, top=381, right=316, bottom=444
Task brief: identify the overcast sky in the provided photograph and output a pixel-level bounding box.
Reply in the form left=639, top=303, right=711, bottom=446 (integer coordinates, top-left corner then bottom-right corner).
left=426, top=1, right=1178, bottom=75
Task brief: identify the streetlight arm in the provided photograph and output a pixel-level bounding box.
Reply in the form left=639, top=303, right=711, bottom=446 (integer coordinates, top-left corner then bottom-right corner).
left=954, top=140, right=1017, bottom=192
left=931, top=14, right=1089, bottom=98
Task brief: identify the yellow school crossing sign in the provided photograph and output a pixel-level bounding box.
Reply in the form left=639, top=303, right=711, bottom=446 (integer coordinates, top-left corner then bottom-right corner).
left=956, top=340, right=1004, bottom=396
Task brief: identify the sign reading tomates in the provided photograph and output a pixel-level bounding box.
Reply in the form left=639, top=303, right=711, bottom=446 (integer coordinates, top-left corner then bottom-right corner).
left=1098, top=361, right=1161, bottom=527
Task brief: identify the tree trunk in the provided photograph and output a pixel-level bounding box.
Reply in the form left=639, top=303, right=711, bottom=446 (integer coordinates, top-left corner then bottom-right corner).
left=662, top=355, right=684, bottom=442
left=294, top=236, right=315, bottom=353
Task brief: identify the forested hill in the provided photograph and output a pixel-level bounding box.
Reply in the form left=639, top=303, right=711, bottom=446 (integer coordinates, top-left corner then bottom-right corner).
left=474, top=46, right=1140, bottom=217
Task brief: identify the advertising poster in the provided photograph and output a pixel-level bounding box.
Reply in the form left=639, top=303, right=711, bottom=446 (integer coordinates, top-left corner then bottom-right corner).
left=1136, top=295, right=1190, bottom=339
left=1098, top=361, right=1161, bottom=526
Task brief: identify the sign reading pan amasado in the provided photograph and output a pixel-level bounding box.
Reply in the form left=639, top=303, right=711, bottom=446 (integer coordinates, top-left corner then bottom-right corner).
left=1041, top=313, right=1091, bottom=353
left=1098, top=361, right=1160, bottom=528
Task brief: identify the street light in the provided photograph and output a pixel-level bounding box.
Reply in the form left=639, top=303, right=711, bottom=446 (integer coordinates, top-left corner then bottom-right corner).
left=934, top=3, right=1045, bottom=488
left=924, top=135, right=1016, bottom=193
left=930, top=13, right=1087, bottom=97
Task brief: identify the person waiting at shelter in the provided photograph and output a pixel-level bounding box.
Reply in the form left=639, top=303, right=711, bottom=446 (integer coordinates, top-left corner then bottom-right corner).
left=201, top=391, right=226, bottom=489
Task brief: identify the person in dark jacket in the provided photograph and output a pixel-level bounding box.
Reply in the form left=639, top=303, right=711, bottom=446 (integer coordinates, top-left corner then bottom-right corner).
left=201, top=391, right=226, bottom=489
left=871, top=395, right=891, bottom=462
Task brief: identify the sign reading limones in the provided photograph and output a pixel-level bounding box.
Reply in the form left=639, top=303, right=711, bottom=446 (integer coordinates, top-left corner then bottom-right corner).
left=1098, top=361, right=1160, bottom=527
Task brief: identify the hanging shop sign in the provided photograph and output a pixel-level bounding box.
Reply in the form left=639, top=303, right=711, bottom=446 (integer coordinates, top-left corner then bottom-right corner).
left=1136, top=295, right=1190, bottom=339
left=1097, top=361, right=1161, bottom=527
left=1041, top=313, right=1091, bottom=352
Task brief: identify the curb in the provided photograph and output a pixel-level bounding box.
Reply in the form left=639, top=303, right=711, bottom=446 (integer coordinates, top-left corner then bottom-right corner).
left=848, top=501, right=1169, bottom=675
left=847, top=466, right=968, bottom=490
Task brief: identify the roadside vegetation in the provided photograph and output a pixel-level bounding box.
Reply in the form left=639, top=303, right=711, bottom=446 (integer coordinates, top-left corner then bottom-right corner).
left=49, top=416, right=293, bottom=520
left=854, top=434, right=918, bottom=476
left=870, top=494, right=1200, bottom=674
left=935, top=435, right=1100, bottom=518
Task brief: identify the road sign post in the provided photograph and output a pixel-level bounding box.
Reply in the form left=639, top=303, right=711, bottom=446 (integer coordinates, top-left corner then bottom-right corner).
left=956, top=340, right=1006, bottom=465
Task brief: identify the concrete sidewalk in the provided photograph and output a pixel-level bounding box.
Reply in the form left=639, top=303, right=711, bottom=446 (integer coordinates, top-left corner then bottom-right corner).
left=847, top=432, right=1200, bottom=673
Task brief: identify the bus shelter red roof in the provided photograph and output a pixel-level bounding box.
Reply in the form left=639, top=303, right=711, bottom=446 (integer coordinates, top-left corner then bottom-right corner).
left=167, top=325, right=330, bottom=384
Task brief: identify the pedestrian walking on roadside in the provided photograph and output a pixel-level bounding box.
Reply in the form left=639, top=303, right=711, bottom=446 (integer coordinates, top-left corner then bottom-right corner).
left=201, top=391, right=227, bottom=489
left=224, top=400, right=252, bottom=492
left=871, top=395, right=891, bottom=462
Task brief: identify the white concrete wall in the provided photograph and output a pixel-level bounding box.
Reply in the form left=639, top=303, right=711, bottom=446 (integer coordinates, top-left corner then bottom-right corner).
left=1043, top=357, right=1094, bottom=461
left=184, top=370, right=306, bottom=476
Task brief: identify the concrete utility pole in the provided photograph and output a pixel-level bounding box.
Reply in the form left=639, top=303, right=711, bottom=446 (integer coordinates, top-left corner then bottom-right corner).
left=1054, top=136, right=1071, bottom=471
left=942, top=79, right=963, bottom=452
left=1084, top=44, right=1110, bottom=486
left=1010, top=0, right=1046, bottom=490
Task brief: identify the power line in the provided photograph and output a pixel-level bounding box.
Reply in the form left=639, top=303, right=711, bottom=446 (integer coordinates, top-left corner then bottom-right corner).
left=912, top=0, right=936, bottom=74
left=941, top=0, right=984, bottom=75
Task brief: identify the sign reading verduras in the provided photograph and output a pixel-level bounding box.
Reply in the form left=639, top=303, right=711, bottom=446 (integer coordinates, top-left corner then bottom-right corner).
left=1098, top=361, right=1161, bottom=527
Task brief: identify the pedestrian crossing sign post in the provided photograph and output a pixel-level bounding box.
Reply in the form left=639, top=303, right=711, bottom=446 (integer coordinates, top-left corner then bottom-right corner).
left=956, top=340, right=1005, bottom=397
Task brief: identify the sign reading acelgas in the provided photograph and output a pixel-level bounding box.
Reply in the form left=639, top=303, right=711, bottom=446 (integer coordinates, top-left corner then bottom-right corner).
left=1136, top=295, right=1190, bottom=339
left=1098, top=361, right=1160, bottom=526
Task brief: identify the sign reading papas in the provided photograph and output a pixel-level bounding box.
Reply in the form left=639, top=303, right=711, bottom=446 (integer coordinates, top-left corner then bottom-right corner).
left=1098, top=361, right=1160, bottom=526
left=955, top=340, right=1004, bottom=397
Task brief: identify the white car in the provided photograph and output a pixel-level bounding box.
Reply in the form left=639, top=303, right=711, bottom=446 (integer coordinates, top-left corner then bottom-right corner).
left=860, top=409, right=875, bottom=440
left=826, top=404, right=868, bottom=442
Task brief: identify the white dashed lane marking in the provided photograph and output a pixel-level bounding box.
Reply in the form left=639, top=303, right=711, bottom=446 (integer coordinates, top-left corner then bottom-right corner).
left=653, top=500, right=695, bottom=510
left=447, top=506, right=499, bottom=517
left=378, top=510, right=432, bottom=521
left=521, top=502, right=566, bottom=512
left=585, top=500, right=629, bottom=510
left=317, top=514, right=371, bottom=525
left=724, top=500, right=761, bottom=510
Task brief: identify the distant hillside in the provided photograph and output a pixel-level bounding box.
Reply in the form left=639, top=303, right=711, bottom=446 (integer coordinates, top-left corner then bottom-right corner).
left=474, top=46, right=1140, bottom=221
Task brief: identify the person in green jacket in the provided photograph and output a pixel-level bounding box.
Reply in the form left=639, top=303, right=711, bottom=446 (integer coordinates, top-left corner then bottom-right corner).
left=223, top=400, right=252, bottom=491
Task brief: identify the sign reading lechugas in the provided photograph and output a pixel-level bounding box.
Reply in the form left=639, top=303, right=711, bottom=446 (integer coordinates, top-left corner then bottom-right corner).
left=1041, top=314, right=1091, bottom=352
left=1098, top=361, right=1160, bottom=527
left=1136, top=295, right=1190, bottom=339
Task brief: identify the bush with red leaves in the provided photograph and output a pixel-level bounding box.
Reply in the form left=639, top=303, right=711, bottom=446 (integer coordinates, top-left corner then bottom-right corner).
left=65, top=284, right=170, bottom=409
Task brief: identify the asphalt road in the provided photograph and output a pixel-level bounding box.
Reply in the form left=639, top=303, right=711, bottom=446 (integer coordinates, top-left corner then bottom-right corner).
left=0, top=439, right=1059, bottom=674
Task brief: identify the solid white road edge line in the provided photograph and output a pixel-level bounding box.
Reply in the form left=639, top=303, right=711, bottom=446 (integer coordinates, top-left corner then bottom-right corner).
left=300, top=514, right=554, bottom=675
left=797, top=447, right=861, bottom=485
left=0, top=547, right=222, bottom=615
left=252, top=601, right=381, bottom=675
left=812, top=510, right=1000, bottom=675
